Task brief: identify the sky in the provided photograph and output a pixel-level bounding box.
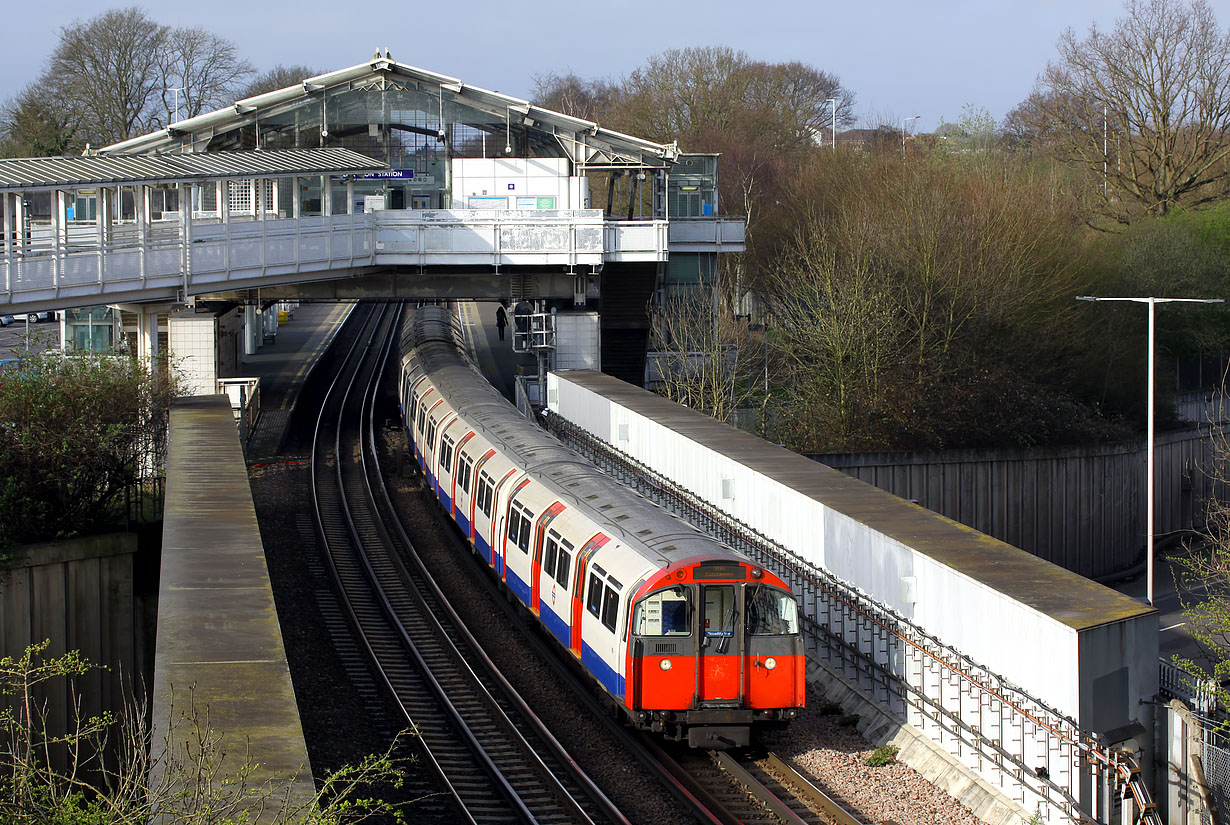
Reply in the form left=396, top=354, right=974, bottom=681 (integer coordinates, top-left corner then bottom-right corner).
left=2, top=0, right=1227, bottom=136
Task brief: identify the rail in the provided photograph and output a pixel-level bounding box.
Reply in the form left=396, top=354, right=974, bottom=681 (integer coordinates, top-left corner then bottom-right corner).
left=549, top=415, right=1161, bottom=825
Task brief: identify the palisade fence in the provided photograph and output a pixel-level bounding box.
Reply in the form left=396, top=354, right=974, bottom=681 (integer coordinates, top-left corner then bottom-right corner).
left=804, top=392, right=1230, bottom=580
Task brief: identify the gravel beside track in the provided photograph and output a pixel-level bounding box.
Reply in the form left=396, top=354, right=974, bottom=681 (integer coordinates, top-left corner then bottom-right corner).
left=764, top=684, right=984, bottom=825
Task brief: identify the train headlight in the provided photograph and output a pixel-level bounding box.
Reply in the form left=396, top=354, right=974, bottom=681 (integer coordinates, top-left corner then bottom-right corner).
left=764, top=657, right=777, bottom=670
left=659, top=658, right=673, bottom=671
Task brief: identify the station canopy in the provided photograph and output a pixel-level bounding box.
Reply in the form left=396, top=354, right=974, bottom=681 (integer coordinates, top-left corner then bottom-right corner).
left=0, top=148, right=386, bottom=193
left=101, top=53, right=678, bottom=173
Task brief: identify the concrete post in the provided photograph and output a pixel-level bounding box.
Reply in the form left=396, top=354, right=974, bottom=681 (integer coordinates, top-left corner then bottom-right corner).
left=135, top=305, right=160, bottom=367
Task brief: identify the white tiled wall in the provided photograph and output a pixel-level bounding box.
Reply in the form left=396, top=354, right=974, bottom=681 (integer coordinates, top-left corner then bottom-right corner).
left=553, top=312, right=600, bottom=370
left=169, top=312, right=219, bottom=396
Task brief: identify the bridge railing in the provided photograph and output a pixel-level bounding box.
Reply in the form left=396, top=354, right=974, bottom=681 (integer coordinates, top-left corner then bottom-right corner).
left=2, top=209, right=670, bottom=308
left=549, top=414, right=1160, bottom=825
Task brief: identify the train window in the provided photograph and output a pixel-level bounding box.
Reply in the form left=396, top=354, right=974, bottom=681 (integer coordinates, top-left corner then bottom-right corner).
left=416, top=404, right=426, bottom=435
left=633, top=588, right=693, bottom=636
left=554, top=538, right=574, bottom=588
left=440, top=434, right=455, bottom=473
left=600, top=584, right=620, bottom=633
left=543, top=531, right=560, bottom=579
left=476, top=472, right=493, bottom=516
left=747, top=585, right=799, bottom=636
left=703, top=585, right=737, bottom=638
left=586, top=573, right=603, bottom=618
left=508, top=501, right=533, bottom=553
left=457, top=454, right=473, bottom=494
left=426, top=418, right=437, bottom=448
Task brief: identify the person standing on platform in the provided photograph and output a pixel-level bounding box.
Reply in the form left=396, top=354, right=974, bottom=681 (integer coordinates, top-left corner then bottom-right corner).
left=496, top=304, right=508, bottom=341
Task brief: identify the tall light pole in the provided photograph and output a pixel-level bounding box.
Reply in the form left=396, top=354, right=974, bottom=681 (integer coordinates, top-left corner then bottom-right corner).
left=1077, top=296, right=1224, bottom=606
left=166, top=87, right=184, bottom=124
left=902, top=115, right=920, bottom=155
left=826, top=98, right=837, bottom=150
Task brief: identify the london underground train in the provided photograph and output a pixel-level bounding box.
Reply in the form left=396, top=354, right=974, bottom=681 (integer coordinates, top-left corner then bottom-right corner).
left=398, top=305, right=805, bottom=748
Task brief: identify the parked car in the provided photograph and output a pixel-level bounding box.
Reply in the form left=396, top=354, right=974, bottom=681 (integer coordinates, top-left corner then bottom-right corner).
left=22, top=312, right=53, bottom=323
left=0, top=315, right=14, bottom=327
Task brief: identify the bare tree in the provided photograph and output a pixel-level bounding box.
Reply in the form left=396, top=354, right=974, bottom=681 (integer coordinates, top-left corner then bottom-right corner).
left=153, top=26, right=254, bottom=126
left=241, top=64, right=324, bottom=100
left=1034, top=0, right=1230, bottom=220
left=531, top=71, right=620, bottom=121
left=47, top=7, right=168, bottom=146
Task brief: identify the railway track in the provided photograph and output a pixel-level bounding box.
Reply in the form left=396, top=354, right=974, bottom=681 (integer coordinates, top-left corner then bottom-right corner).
left=392, top=428, right=870, bottom=825
left=310, top=302, right=627, bottom=825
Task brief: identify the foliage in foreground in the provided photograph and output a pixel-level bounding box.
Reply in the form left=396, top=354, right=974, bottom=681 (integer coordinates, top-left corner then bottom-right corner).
left=0, top=640, right=416, bottom=824
left=0, top=345, right=175, bottom=547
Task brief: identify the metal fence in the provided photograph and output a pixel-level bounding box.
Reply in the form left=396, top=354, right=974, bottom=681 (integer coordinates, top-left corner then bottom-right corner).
left=551, top=415, right=1159, bottom=825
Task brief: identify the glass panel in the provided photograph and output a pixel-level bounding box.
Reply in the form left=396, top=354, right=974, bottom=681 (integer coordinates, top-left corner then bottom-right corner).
left=633, top=587, right=692, bottom=637
left=542, top=536, right=557, bottom=579
left=554, top=539, right=573, bottom=587
left=703, top=585, right=736, bottom=638
left=601, top=586, right=620, bottom=632
left=586, top=573, right=603, bottom=617
left=747, top=586, right=799, bottom=635
left=517, top=512, right=532, bottom=552
left=507, top=509, right=519, bottom=542
left=299, top=176, right=323, bottom=216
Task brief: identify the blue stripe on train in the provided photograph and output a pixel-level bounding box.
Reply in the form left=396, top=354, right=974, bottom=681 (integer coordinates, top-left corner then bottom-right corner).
left=439, top=490, right=452, bottom=514
left=540, top=603, right=570, bottom=648
left=476, top=533, right=492, bottom=565
left=506, top=565, right=531, bottom=605
left=456, top=510, right=470, bottom=537
left=581, top=641, right=624, bottom=700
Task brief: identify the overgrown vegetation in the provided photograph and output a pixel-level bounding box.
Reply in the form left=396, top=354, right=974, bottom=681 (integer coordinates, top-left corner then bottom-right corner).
left=540, top=1, right=1230, bottom=454
left=0, top=641, right=414, bottom=824
left=0, top=345, right=175, bottom=547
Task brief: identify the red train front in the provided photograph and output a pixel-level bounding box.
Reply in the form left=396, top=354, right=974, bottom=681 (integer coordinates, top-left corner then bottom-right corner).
left=625, top=559, right=805, bottom=748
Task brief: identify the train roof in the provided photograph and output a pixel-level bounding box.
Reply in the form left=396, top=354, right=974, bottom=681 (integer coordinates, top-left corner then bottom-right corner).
left=403, top=309, right=746, bottom=574
left=552, top=369, right=1156, bottom=632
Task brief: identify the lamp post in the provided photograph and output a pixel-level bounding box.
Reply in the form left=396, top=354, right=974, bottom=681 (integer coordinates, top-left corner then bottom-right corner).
left=166, top=87, right=184, bottom=124
left=826, top=98, right=837, bottom=150
left=1077, top=296, right=1224, bottom=606
left=902, top=115, right=920, bottom=155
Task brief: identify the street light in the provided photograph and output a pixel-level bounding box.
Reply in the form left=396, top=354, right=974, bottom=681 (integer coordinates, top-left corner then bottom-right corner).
left=826, top=98, right=837, bottom=150
left=1077, top=295, right=1225, bottom=606
left=166, top=87, right=184, bottom=124
left=902, top=115, right=920, bottom=155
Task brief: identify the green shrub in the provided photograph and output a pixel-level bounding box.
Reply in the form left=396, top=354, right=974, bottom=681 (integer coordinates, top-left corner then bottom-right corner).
left=865, top=744, right=899, bottom=767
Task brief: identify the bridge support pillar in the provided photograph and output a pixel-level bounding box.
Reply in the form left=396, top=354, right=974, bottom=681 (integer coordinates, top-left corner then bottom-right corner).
left=134, top=304, right=160, bottom=367
left=243, top=304, right=260, bottom=358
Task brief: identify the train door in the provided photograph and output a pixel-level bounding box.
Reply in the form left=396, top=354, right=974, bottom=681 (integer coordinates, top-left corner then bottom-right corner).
left=538, top=528, right=574, bottom=644
left=698, top=585, right=742, bottom=703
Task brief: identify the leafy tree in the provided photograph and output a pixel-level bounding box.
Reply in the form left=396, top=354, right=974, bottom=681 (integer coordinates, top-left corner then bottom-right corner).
left=0, top=81, right=81, bottom=158
left=0, top=641, right=414, bottom=824
left=1030, top=0, right=1230, bottom=222
left=0, top=347, right=175, bottom=546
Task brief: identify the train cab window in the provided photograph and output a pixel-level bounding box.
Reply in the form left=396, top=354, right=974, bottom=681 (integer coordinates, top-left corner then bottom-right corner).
left=476, top=472, right=493, bottom=516
left=440, top=434, right=455, bottom=473
left=633, top=588, right=693, bottom=636
left=586, top=567, right=622, bottom=633
left=554, top=538, right=574, bottom=588
left=457, top=453, right=474, bottom=494
left=747, top=585, right=800, bottom=636
left=507, top=501, right=534, bottom=553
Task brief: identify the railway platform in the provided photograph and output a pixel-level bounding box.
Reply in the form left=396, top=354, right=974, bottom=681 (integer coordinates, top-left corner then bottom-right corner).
left=154, top=395, right=314, bottom=820
left=244, top=301, right=353, bottom=458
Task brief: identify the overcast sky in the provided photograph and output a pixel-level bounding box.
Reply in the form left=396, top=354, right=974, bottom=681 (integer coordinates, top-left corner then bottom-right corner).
left=3, top=0, right=1226, bottom=136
